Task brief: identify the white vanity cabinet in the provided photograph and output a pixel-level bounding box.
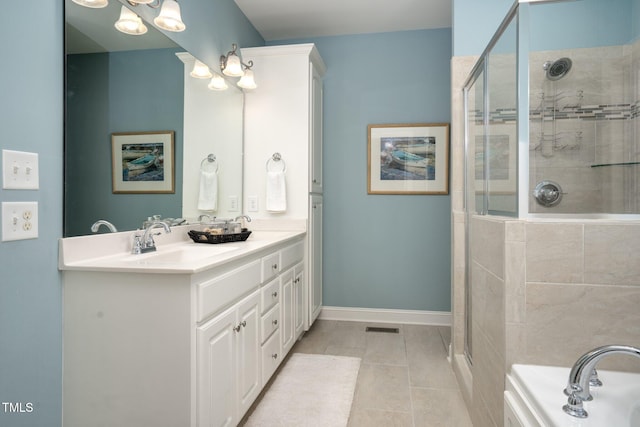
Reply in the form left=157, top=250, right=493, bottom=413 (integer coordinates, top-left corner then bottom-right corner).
left=197, top=289, right=261, bottom=427
left=61, top=233, right=305, bottom=427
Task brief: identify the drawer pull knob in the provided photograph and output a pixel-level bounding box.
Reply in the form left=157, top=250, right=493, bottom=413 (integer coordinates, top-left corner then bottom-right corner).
left=233, top=324, right=241, bottom=333
left=272, top=291, right=278, bottom=298
left=241, top=320, right=247, bottom=328
left=272, top=319, right=278, bottom=326
left=272, top=353, right=278, bottom=359
left=272, top=264, right=278, bottom=270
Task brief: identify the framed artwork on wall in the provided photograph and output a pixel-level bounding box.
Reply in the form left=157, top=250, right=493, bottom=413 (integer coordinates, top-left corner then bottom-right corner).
left=367, top=123, right=449, bottom=195
left=111, top=130, right=175, bottom=194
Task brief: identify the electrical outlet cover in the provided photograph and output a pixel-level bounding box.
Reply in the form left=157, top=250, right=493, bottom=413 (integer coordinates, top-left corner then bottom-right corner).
left=2, top=201, right=38, bottom=241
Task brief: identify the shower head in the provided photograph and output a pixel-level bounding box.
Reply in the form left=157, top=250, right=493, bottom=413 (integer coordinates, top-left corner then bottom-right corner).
left=543, top=57, right=572, bottom=81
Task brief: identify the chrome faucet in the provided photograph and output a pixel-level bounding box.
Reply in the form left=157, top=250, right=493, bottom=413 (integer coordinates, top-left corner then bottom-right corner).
left=198, top=214, right=215, bottom=224
left=91, top=219, right=117, bottom=233
left=234, top=215, right=252, bottom=224
left=563, top=344, right=640, bottom=418
left=132, top=220, right=171, bottom=254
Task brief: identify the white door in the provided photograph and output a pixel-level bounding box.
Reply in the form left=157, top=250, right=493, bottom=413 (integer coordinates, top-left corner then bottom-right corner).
left=197, top=306, right=237, bottom=427
left=309, top=195, right=323, bottom=325
left=236, top=291, right=261, bottom=418
left=280, top=268, right=295, bottom=354
left=293, top=262, right=305, bottom=339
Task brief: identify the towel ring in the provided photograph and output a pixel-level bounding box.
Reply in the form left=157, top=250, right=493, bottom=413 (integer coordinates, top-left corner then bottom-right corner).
left=266, top=152, right=286, bottom=172
left=200, top=154, right=219, bottom=173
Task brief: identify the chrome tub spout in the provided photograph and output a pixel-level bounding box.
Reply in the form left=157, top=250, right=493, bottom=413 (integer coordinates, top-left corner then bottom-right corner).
left=563, top=344, right=640, bottom=418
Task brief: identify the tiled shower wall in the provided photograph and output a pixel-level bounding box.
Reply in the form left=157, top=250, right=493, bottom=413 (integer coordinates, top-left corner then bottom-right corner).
left=529, top=41, right=640, bottom=213
left=450, top=45, right=640, bottom=427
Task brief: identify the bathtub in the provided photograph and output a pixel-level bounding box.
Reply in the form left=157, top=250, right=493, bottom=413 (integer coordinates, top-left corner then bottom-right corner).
left=504, top=364, right=640, bottom=427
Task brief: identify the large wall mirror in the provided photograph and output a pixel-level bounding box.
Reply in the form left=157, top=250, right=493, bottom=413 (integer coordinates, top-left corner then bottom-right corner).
left=64, top=0, right=244, bottom=237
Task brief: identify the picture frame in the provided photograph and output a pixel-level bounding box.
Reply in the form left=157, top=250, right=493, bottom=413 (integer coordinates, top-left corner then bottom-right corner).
left=111, top=131, right=175, bottom=194
left=367, top=123, right=449, bottom=195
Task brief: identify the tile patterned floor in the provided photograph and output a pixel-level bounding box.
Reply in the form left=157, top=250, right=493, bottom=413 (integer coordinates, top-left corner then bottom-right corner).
left=249, top=320, right=473, bottom=427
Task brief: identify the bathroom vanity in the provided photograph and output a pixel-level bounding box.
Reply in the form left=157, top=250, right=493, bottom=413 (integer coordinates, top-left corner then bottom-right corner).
left=59, top=227, right=306, bottom=427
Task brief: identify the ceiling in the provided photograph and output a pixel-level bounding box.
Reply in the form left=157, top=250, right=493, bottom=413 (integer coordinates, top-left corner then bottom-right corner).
left=233, top=0, right=452, bottom=41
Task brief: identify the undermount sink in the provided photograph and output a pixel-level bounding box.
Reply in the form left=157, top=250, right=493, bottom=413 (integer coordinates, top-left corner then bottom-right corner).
left=123, top=244, right=240, bottom=265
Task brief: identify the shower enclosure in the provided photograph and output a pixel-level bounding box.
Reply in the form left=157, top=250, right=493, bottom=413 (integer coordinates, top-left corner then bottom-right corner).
left=462, top=0, right=640, bottom=363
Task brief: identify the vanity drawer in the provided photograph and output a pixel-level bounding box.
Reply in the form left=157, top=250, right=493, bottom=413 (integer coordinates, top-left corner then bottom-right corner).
left=261, top=329, right=282, bottom=386
left=260, top=277, right=280, bottom=314
left=197, top=259, right=261, bottom=322
left=280, top=241, right=304, bottom=271
left=261, top=303, right=280, bottom=343
left=261, top=252, right=281, bottom=283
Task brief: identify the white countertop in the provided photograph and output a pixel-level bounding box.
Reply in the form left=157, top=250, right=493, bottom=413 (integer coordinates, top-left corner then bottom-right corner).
left=59, top=224, right=305, bottom=274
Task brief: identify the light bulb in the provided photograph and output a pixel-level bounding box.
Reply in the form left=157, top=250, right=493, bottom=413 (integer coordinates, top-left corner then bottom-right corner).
left=115, top=6, right=148, bottom=35
left=154, top=0, right=186, bottom=32
left=237, top=69, right=257, bottom=90
left=208, top=74, right=228, bottom=91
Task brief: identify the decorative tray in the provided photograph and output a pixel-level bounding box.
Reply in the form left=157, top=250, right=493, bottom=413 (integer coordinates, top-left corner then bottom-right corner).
left=188, top=229, right=251, bottom=244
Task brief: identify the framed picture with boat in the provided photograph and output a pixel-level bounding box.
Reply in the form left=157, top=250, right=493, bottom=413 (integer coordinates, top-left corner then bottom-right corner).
left=111, top=131, right=175, bottom=194
left=367, top=123, right=449, bottom=194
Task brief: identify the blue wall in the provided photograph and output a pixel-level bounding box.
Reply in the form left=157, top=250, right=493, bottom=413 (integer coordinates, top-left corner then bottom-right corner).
left=0, top=1, right=262, bottom=426
left=272, top=29, right=453, bottom=312
left=454, top=0, right=637, bottom=56
left=0, top=2, right=63, bottom=426
left=66, top=48, right=184, bottom=236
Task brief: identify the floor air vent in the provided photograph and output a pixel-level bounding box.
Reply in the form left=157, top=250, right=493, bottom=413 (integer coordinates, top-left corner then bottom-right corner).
left=365, top=326, right=399, bottom=334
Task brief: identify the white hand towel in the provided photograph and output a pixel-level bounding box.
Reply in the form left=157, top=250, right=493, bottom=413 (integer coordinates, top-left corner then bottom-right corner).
left=266, top=170, right=286, bottom=212
left=198, top=170, right=218, bottom=211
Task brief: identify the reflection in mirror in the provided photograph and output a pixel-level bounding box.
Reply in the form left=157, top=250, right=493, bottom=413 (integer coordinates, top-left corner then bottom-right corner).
left=64, top=0, right=244, bottom=236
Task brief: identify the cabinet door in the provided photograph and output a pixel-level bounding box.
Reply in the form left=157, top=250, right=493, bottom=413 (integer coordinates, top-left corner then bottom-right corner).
left=236, top=291, right=261, bottom=419
left=310, top=65, right=323, bottom=193
left=309, top=195, right=323, bottom=326
left=197, top=306, right=238, bottom=427
left=293, top=262, right=305, bottom=339
left=280, top=268, right=295, bottom=354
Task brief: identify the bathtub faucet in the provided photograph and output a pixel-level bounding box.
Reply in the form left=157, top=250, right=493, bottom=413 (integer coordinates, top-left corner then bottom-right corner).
left=562, top=344, right=640, bottom=418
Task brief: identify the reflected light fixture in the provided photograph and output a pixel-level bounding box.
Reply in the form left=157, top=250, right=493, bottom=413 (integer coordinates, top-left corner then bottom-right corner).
left=190, top=60, right=213, bottom=79
left=154, top=0, right=186, bottom=32
left=220, top=44, right=257, bottom=89
left=208, top=74, right=228, bottom=91
left=126, top=0, right=186, bottom=32
left=115, top=6, right=148, bottom=35
left=71, top=0, right=108, bottom=8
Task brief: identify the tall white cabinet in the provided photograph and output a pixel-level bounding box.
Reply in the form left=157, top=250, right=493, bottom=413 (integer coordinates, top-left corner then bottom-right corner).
left=242, top=44, right=325, bottom=329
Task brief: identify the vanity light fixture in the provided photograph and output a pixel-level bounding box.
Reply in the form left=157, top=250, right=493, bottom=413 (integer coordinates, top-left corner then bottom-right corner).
left=237, top=68, right=257, bottom=90
left=208, top=74, right=228, bottom=91
left=126, top=0, right=186, bottom=32
left=190, top=60, right=213, bottom=79
left=220, top=44, right=250, bottom=77
left=71, top=0, right=108, bottom=8
left=114, top=6, right=148, bottom=35
left=220, top=44, right=257, bottom=89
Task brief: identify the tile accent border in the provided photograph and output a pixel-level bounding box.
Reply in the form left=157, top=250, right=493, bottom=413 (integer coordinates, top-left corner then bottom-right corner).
left=319, top=306, right=452, bottom=326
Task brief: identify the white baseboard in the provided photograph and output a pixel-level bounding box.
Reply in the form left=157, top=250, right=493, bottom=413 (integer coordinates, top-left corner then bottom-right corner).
left=319, top=306, right=451, bottom=326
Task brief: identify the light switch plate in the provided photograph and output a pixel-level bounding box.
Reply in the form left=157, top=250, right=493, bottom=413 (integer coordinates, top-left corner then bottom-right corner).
left=229, top=196, right=239, bottom=212
left=247, top=196, right=259, bottom=212
left=2, top=149, right=39, bottom=190
left=2, top=202, right=38, bottom=241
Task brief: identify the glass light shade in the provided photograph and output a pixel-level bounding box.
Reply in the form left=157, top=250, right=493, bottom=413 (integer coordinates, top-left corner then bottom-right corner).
left=208, top=74, right=228, bottom=91
left=129, top=0, right=155, bottom=3
left=190, top=60, right=213, bottom=79
left=72, top=0, right=108, bottom=8
left=115, top=6, right=148, bottom=35
left=154, top=0, right=186, bottom=32
left=237, top=69, right=257, bottom=90
left=222, top=54, right=244, bottom=77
